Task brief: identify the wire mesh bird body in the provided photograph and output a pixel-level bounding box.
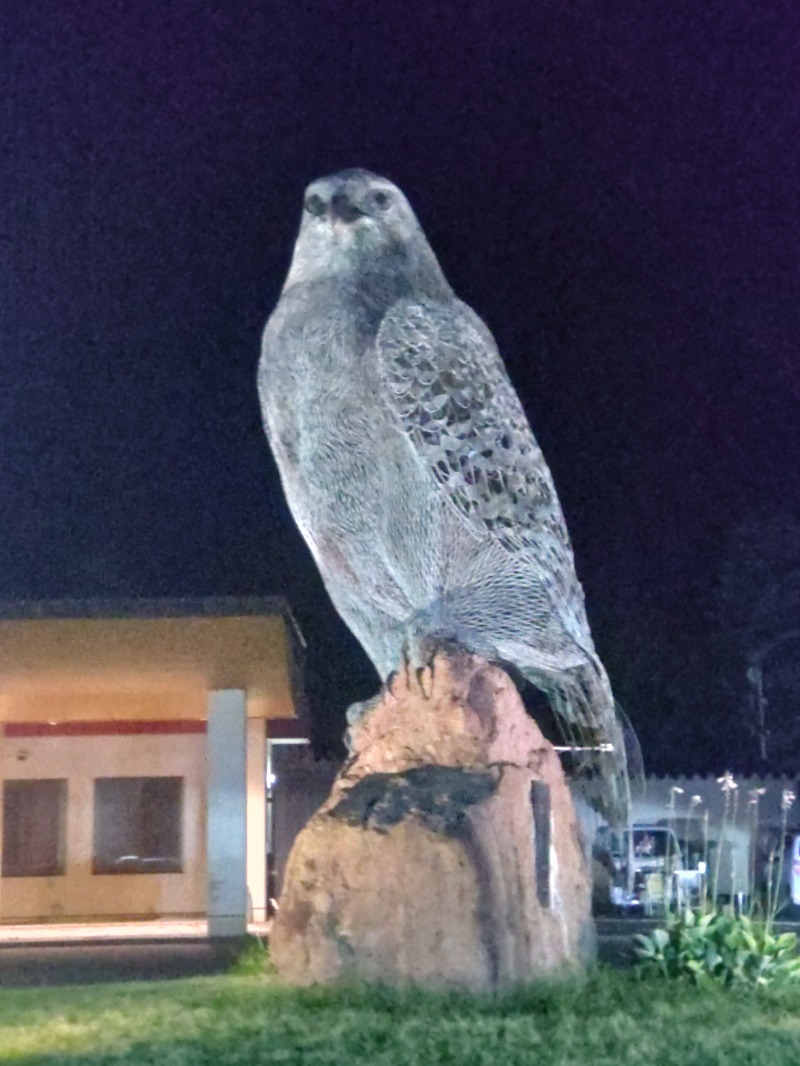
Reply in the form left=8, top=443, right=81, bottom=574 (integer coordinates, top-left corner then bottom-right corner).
left=260, top=169, right=627, bottom=820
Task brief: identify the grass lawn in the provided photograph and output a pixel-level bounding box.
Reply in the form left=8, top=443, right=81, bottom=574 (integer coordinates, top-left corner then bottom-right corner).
left=1, top=966, right=800, bottom=1065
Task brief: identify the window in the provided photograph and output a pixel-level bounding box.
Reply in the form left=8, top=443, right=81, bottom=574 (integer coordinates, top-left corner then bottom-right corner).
left=3, top=779, right=67, bottom=877
left=93, top=777, right=183, bottom=875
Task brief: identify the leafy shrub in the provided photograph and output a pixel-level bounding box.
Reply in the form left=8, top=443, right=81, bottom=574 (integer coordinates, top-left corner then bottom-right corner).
left=634, top=908, right=800, bottom=989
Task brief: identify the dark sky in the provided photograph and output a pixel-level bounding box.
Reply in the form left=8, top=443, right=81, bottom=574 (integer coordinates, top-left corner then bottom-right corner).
left=2, top=1, right=799, bottom=771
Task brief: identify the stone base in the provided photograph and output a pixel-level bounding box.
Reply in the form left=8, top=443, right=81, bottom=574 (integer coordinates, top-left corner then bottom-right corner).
left=270, top=651, right=594, bottom=990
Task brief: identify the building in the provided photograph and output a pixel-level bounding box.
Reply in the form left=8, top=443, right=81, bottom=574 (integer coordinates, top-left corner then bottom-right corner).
left=0, top=597, right=307, bottom=934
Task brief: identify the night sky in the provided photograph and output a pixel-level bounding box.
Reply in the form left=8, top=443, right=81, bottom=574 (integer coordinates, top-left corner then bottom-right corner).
left=2, top=2, right=799, bottom=773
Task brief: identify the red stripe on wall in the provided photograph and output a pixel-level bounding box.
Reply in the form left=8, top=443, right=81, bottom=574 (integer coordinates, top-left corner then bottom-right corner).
left=4, top=720, right=207, bottom=738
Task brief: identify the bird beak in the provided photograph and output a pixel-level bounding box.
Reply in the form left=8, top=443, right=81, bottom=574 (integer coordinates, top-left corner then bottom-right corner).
left=330, top=192, right=365, bottom=224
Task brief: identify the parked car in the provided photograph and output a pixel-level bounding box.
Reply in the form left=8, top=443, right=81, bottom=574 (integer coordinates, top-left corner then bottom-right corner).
left=593, top=823, right=703, bottom=913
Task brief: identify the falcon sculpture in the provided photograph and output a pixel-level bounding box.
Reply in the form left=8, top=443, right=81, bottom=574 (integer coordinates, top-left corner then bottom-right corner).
left=259, top=169, right=628, bottom=821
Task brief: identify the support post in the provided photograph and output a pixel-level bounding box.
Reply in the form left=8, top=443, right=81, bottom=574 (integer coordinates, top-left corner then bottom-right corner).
left=206, top=689, right=248, bottom=938
left=246, top=717, right=267, bottom=923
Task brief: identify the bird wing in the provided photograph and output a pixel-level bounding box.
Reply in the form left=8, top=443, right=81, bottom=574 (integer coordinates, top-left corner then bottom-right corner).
left=375, top=296, right=579, bottom=603
left=375, top=295, right=631, bottom=824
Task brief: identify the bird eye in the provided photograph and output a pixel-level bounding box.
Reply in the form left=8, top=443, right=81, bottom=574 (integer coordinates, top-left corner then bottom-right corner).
left=304, top=193, right=327, bottom=217
left=367, top=189, right=392, bottom=212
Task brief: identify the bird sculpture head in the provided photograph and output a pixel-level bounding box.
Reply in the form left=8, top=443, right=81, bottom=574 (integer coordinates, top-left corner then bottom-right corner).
left=283, top=168, right=450, bottom=298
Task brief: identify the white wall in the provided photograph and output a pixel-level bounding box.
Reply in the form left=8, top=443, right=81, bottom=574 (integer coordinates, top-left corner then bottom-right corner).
left=1, top=731, right=207, bottom=921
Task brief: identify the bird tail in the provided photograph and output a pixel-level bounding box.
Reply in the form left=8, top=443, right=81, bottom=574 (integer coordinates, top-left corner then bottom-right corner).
left=537, top=657, right=636, bottom=827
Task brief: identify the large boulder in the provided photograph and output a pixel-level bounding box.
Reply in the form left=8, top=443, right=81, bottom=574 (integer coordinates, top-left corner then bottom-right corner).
left=270, top=650, right=594, bottom=990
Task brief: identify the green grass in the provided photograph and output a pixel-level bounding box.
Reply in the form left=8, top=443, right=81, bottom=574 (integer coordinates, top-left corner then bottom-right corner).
left=2, top=967, right=800, bottom=1065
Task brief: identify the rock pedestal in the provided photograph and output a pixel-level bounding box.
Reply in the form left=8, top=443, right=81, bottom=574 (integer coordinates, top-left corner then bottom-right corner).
left=270, top=651, right=594, bottom=990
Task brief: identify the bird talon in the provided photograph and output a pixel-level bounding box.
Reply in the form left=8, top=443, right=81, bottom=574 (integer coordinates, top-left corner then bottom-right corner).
left=403, top=649, right=415, bottom=694
left=417, top=662, right=435, bottom=700
left=385, top=670, right=400, bottom=700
